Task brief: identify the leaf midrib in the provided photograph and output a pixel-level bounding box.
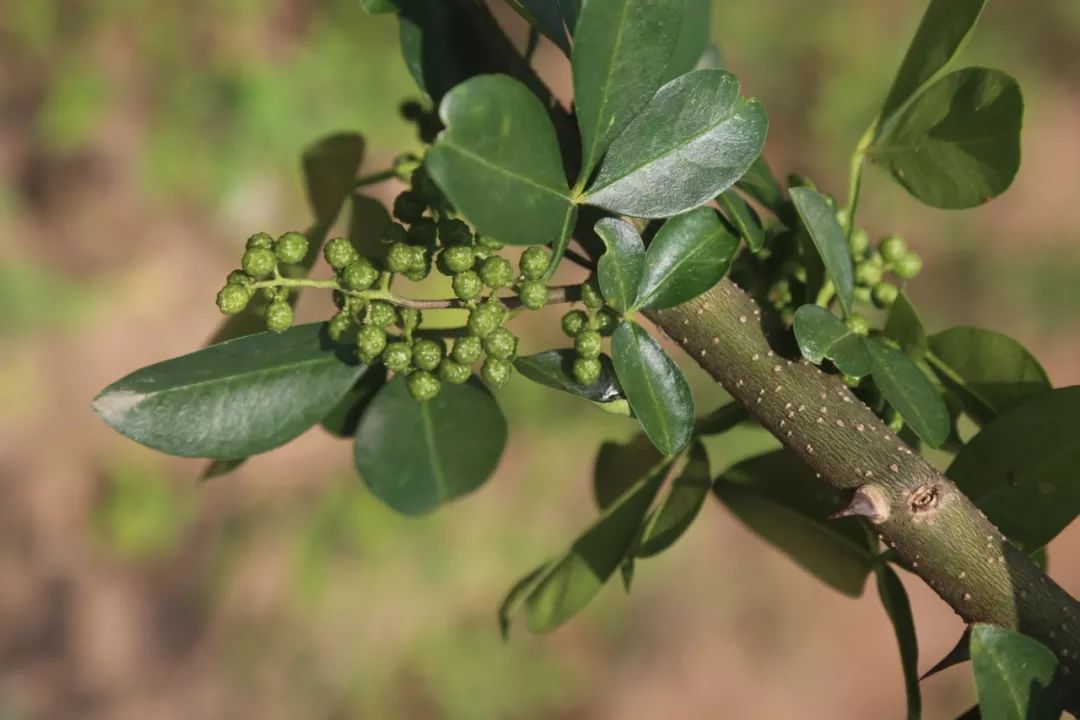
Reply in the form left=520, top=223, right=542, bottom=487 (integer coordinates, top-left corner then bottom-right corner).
left=440, top=142, right=570, bottom=200
left=579, top=0, right=632, bottom=177
left=633, top=226, right=725, bottom=310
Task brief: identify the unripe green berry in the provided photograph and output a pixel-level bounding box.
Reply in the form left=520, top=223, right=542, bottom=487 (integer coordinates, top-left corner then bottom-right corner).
left=879, top=235, right=908, bottom=264
left=407, top=245, right=428, bottom=270
left=518, top=280, right=547, bottom=310
left=561, top=310, right=588, bottom=337
left=403, top=260, right=431, bottom=283
left=265, top=300, right=293, bottom=334
left=594, top=310, right=618, bottom=336
left=328, top=311, right=352, bottom=341
left=453, top=270, right=483, bottom=301
left=407, top=218, right=438, bottom=247
left=886, top=408, right=905, bottom=433
left=387, top=243, right=414, bottom=274
left=847, top=313, right=870, bottom=336
left=410, top=167, right=444, bottom=209
left=482, top=357, right=512, bottom=388
left=581, top=278, right=604, bottom=309
left=482, top=327, right=517, bottom=360
left=262, top=285, right=289, bottom=302
left=393, top=191, right=426, bottom=224
left=383, top=223, right=408, bottom=245
left=226, top=270, right=255, bottom=294
left=439, top=359, right=471, bottom=385
left=383, top=342, right=413, bottom=373
left=242, top=247, right=277, bottom=279
left=366, top=301, right=397, bottom=329
left=573, top=358, right=602, bottom=386
left=437, top=218, right=472, bottom=247
left=274, top=231, right=309, bottom=265
left=479, top=255, right=513, bottom=290
left=854, top=260, right=884, bottom=287
left=575, top=330, right=602, bottom=360
left=452, top=336, right=483, bottom=365
left=519, top=247, right=550, bottom=280
left=324, top=237, right=358, bottom=271
left=342, top=258, right=378, bottom=291
left=842, top=374, right=862, bottom=389
left=216, top=284, right=250, bottom=315
left=894, top=253, right=923, bottom=280
left=412, top=339, right=444, bottom=371
left=440, top=246, right=475, bottom=274
left=246, top=232, right=274, bottom=250
left=408, top=370, right=441, bottom=401
left=468, top=303, right=503, bottom=338
left=872, top=281, right=899, bottom=308
left=476, top=235, right=503, bottom=251
left=849, top=228, right=870, bottom=257
left=853, top=286, right=873, bottom=305
left=357, top=325, right=387, bottom=363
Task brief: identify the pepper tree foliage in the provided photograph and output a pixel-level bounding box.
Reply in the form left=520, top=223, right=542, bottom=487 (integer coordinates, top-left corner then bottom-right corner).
left=92, top=0, right=1079, bottom=714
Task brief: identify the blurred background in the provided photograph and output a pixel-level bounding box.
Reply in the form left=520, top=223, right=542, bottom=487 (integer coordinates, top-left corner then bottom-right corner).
left=1, top=1, right=1079, bottom=718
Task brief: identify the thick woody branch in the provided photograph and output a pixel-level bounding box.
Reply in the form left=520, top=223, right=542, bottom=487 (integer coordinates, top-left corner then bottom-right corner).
left=646, top=279, right=1080, bottom=702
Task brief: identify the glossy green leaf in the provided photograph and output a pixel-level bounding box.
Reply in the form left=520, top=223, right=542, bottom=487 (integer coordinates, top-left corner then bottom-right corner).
left=525, top=463, right=667, bottom=632
left=426, top=75, right=574, bottom=247
left=884, top=292, right=928, bottom=360
left=660, top=0, right=712, bottom=84
left=717, top=190, right=765, bottom=252
left=595, top=218, right=645, bottom=313
left=93, top=324, right=366, bottom=460
left=869, top=68, right=1023, bottom=209
left=877, top=0, right=986, bottom=125
left=736, top=154, right=785, bottom=216
left=947, top=387, right=1080, bottom=549
left=927, top=326, right=1050, bottom=425
left=594, top=433, right=664, bottom=510
left=970, top=624, right=1062, bottom=720
left=792, top=304, right=871, bottom=377
left=867, top=338, right=949, bottom=447
left=636, top=441, right=711, bottom=557
left=320, top=366, right=388, bottom=438
left=504, top=0, right=571, bottom=55
left=789, top=187, right=855, bottom=316
left=572, top=0, right=682, bottom=180
left=354, top=376, right=507, bottom=515
left=584, top=69, right=768, bottom=218
left=498, top=564, right=547, bottom=639
left=611, top=322, right=694, bottom=456
left=633, top=207, right=738, bottom=311
left=398, top=0, right=494, bottom=103
left=713, top=449, right=876, bottom=596
left=875, top=565, right=921, bottom=720
left=515, top=350, right=623, bottom=403
left=558, top=0, right=580, bottom=32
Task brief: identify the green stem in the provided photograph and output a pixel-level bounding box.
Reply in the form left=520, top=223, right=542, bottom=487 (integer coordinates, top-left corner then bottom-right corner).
left=841, top=125, right=875, bottom=236
left=353, top=167, right=397, bottom=189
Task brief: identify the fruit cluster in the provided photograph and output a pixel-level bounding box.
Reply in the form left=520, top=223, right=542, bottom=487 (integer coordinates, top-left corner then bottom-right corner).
left=560, top=278, right=617, bottom=386
left=214, top=230, right=311, bottom=333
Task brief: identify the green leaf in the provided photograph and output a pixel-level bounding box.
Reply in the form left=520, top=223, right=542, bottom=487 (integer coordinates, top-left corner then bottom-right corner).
left=947, top=387, right=1080, bottom=549
left=93, top=323, right=366, bottom=460
left=875, top=565, right=921, bottom=720
left=594, top=433, right=664, bottom=510
left=713, top=450, right=876, bottom=596
left=970, top=624, right=1062, bottom=720
left=514, top=350, right=623, bottom=403
left=558, top=0, right=580, bottom=33
left=867, top=338, right=949, bottom=447
left=595, top=218, right=645, bottom=313
left=353, top=376, right=507, bottom=515
left=525, top=463, right=667, bottom=632
left=792, top=304, right=871, bottom=377
left=426, top=75, right=574, bottom=247
left=660, top=0, right=712, bottom=84
left=498, top=564, right=547, bottom=640
left=632, top=207, right=738, bottom=311
left=884, top=292, right=928, bottom=360
left=504, top=0, right=571, bottom=55
left=868, top=68, right=1023, bottom=209
left=927, top=326, right=1050, bottom=425
left=360, top=0, right=400, bottom=12
left=611, top=322, right=694, bottom=456
left=736, top=154, right=785, bottom=216
left=717, top=190, right=765, bottom=252
left=320, top=367, right=388, bottom=438
left=398, top=0, right=494, bottom=103
left=789, top=187, right=855, bottom=317
left=583, top=69, right=767, bottom=218
left=877, top=0, right=986, bottom=125
left=637, top=441, right=711, bottom=557
left=572, top=0, right=682, bottom=180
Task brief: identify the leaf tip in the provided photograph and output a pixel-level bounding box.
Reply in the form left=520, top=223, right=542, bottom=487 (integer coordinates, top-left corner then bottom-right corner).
left=91, top=388, right=144, bottom=427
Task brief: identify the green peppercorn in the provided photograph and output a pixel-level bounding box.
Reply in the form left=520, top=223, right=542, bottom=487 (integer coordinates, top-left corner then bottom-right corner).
left=357, top=325, right=387, bottom=363
left=216, top=284, right=250, bottom=315
left=383, top=342, right=413, bottom=373
left=847, top=313, right=870, bottom=336
left=854, top=260, right=884, bottom=287
left=581, top=278, right=604, bottom=309
left=519, top=246, right=550, bottom=280
left=453, top=270, right=483, bottom=301
left=849, top=228, right=870, bottom=257
left=452, top=336, right=483, bottom=365
left=265, top=300, right=293, bottom=334
left=399, top=307, right=421, bottom=333
left=438, top=218, right=472, bottom=247
left=594, top=310, right=618, bottom=336
left=482, top=327, right=517, bottom=360
left=408, top=370, right=441, bottom=401
left=386, top=242, right=414, bottom=274
left=383, top=223, right=408, bottom=245
left=404, top=257, right=431, bottom=283
left=517, top=280, right=548, bottom=310
left=468, top=303, right=503, bottom=338
left=366, top=301, right=397, bottom=328
left=561, top=310, right=588, bottom=337
left=274, top=231, right=309, bottom=265
left=412, top=339, right=444, bottom=371
left=246, top=232, right=274, bottom=250
left=872, top=281, right=899, bottom=308
left=342, top=258, right=378, bottom=291
left=479, top=255, right=513, bottom=290
left=262, top=285, right=289, bottom=302
left=440, top=246, right=475, bottom=274
left=439, top=359, right=471, bottom=384
left=482, top=357, right=512, bottom=388
left=886, top=407, right=905, bottom=433
left=226, top=270, right=254, bottom=294
left=328, top=311, right=353, bottom=341
left=575, top=330, right=602, bottom=360
left=476, top=235, right=503, bottom=251
left=241, top=247, right=277, bottom=279
left=410, top=167, right=444, bottom=209
left=393, top=191, right=426, bottom=224
left=841, top=374, right=862, bottom=389
left=894, top=253, right=923, bottom=280
left=879, top=235, right=908, bottom=264
left=324, top=237, right=358, bottom=271
left=407, top=218, right=438, bottom=247
left=853, top=286, right=873, bottom=305
left=573, top=357, right=601, bottom=386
